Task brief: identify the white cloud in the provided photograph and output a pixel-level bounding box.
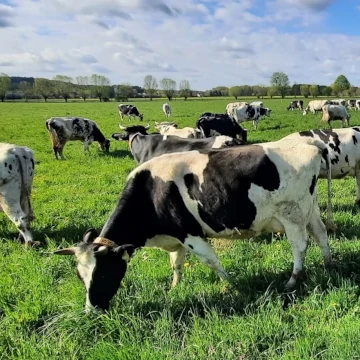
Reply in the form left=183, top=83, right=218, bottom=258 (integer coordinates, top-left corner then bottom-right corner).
left=0, top=0, right=358, bottom=89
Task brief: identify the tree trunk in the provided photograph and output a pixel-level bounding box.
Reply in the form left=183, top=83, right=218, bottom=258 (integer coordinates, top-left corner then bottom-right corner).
left=44, top=96, right=48, bottom=102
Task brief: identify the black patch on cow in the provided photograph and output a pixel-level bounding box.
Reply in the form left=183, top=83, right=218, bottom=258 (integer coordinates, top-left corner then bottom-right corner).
left=184, top=146, right=280, bottom=232
left=341, top=169, right=344, bottom=173
left=8, top=164, right=12, bottom=170
left=246, top=106, right=255, bottom=118
left=353, top=135, right=358, bottom=145
left=353, top=127, right=360, bottom=133
left=4, top=162, right=7, bottom=167
left=23, top=156, right=27, bottom=160
left=30, top=158, right=34, bottom=169
left=312, top=129, right=341, bottom=154
left=309, top=175, right=317, bottom=195
left=345, top=155, right=349, bottom=163
left=188, top=244, right=194, bottom=249
left=299, top=131, right=314, bottom=138
left=331, top=155, right=339, bottom=165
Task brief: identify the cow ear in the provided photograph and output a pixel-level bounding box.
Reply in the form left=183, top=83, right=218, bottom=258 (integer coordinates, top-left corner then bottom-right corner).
left=53, top=247, right=78, bottom=256
left=83, top=228, right=99, bottom=244
left=113, top=244, right=135, bottom=262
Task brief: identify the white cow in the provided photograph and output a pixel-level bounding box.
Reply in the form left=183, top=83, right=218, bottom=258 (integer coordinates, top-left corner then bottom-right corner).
left=321, top=104, right=350, bottom=128
left=250, top=101, right=264, bottom=108
left=155, top=124, right=202, bottom=139
left=303, top=100, right=331, bottom=115
left=162, top=103, right=172, bottom=118
left=281, top=127, right=360, bottom=205
left=356, top=100, right=360, bottom=111
left=0, top=143, right=37, bottom=247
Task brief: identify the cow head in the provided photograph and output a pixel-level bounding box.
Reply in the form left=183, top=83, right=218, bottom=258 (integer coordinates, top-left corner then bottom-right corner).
left=54, top=228, right=136, bottom=312
left=264, top=108, right=272, bottom=117
left=155, top=121, right=178, bottom=128
left=100, top=139, right=111, bottom=153
left=112, top=124, right=150, bottom=141
left=303, top=107, right=309, bottom=115
left=139, top=113, right=144, bottom=121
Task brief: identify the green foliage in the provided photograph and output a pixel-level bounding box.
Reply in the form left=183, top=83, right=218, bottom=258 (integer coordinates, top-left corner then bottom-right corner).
left=34, top=78, right=54, bottom=102
left=321, top=86, right=332, bottom=97
left=309, top=84, right=319, bottom=98
left=1, top=100, right=360, bottom=359
left=229, top=86, right=241, bottom=99
left=19, top=81, right=33, bottom=101
left=114, top=83, right=134, bottom=101
left=300, top=85, right=310, bottom=98
left=160, top=78, right=176, bottom=101
left=53, top=75, right=73, bottom=102
left=270, top=72, right=289, bottom=98
left=267, top=86, right=277, bottom=98
left=179, top=80, right=191, bottom=100
left=333, top=75, right=351, bottom=91
left=90, top=74, right=111, bottom=101
left=0, top=73, right=11, bottom=102
left=143, top=75, right=158, bottom=101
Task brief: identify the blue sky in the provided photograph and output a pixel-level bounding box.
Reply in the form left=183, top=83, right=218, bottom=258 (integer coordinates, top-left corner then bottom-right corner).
left=0, top=0, right=360, bottom=89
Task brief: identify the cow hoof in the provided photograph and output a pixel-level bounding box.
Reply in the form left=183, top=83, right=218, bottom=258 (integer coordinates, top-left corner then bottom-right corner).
left=326, top=223, right=337, bottom=233
left=25, top=241, right=41, bottom=248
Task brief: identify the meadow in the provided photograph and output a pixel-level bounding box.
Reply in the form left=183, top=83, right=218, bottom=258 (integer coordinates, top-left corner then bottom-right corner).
left=1, top=98, right=360, bottom=360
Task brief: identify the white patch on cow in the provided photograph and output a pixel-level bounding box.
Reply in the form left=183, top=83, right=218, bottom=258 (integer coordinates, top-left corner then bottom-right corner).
left=211, top=136, right=232, bottom=148
left=163, top=135, right=168, bottom=141
left=145, top=235, right=182, bottom=252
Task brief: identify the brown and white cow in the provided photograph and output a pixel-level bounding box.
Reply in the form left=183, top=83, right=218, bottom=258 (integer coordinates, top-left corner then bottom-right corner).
left=54, top=138, right=333, bottom=312
left=0, top=143, right=37, bottom=247
left=45, top=117, right=110, bottom=160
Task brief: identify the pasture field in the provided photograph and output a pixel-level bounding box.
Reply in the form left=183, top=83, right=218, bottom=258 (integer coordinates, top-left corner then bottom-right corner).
left=1, top=99, right=360, bottom=360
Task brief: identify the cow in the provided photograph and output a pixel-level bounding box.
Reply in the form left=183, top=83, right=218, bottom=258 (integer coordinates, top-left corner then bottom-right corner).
left=54, top=138, right=334, bottom=312
left=303, top=100, right=330, bottom=115
left=154, top=121, right=178, bottom=128
left=162, top=103, right=171, bottom=118
left=347, top=99, right=356, bottom=110
left=250, top=101, right=264, bottom=108
left=234, top=105, right=272, bottom=130
left=281, top=127, right=360, bottom=205
left=45, top=117, right=110, bottom=160
left=287, top=100, right=304, bottom=111
left=196, top=113, right=247, bottom=142
left=0, top=143, right=38, bottom=247
left=330, top=99, right=346, bottom=106
left=155, top=124, right=202, bottom=139
left=118, top=104, right=144, bottom=122
left=321, top=104, right=350, bottom=128
left=226, top=102, right=249, bottom=120
left=356, top=100, right=360, bottom=111
left=112, top=129, right=244, bottom=164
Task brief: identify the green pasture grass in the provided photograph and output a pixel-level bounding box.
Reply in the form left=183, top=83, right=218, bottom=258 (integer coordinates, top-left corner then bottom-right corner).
left=1, top=99, right=360, bottom=359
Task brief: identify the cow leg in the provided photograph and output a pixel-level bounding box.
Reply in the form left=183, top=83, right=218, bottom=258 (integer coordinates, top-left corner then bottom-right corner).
left=119, top=111, right=124, bottom=122
left=57, top=144, right=65, bottom=160
left=53, top=146, right=59, bottom=160
left=169, top=246, right=186, bottom=288
left=183, top=235, right=230, bottom=281
left=355, top=163, right=360, bottom=206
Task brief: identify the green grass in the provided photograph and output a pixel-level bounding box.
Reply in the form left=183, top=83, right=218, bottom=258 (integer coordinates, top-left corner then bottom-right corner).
left=1, top=99, right=360, bottom=360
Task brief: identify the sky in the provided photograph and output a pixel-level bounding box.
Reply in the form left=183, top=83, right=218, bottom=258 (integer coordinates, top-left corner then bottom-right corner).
left=0, top=0, right=360, bottom=90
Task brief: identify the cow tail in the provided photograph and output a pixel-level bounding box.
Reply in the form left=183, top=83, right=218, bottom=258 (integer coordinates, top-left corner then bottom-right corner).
left=321, top=147, right=335, bottom=232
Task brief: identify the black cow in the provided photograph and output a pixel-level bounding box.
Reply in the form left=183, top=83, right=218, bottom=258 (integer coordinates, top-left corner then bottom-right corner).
left=287, top=100, right=304, bottom=111
left=118, top=104, right=144, bottom=122
left=196, top=113, right=247, bottom=142
left=112, top=125, right=244, bottom=164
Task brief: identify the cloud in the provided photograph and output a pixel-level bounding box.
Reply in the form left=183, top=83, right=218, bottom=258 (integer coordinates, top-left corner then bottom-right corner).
left=280, top=0, right=335, bottom=11
left=0, top=4, right=15, bottom=27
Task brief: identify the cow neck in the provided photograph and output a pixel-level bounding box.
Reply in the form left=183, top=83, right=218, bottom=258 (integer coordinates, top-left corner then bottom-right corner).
left=92, top=126, right=106, bottom=143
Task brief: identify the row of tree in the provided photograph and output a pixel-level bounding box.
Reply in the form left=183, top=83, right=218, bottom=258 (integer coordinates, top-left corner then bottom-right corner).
left=0, top=72, right=357, bottom=102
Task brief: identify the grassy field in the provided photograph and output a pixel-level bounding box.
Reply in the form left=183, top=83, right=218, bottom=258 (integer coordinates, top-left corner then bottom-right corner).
left=1, top=98, right=360, bottom=360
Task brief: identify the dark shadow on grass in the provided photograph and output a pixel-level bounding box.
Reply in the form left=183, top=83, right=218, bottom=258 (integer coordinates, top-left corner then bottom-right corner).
left=98, top=149, right=132, bottom=159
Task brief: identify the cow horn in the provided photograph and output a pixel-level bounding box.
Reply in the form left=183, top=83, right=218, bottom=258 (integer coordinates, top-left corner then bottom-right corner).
left=94, top=245, right=108, bottom=256
left=119, top=124, right=127, bottom=130
left=53, top=247, right=77, bottom=255
left=145, top=124, right=150, bottom=130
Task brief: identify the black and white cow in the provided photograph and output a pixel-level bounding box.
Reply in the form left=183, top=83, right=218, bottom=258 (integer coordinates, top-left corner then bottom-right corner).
left=234, top=105, right=272, bottom=130
left=356, top=100, right=360, bottom=111
left=45, top=117, right=110, bottom=160
left=0, top=143, right=38, bottom=247
left=54, top=139, right=333, bottom=312
left=118, top=104, right=144, bottom=122
left=112, top=126, right=244, bottom=164
left=196, top=113, right=248, bottom=142
left=347, top=99, right=356, bottom=110
left=281, top=127, right=360, bottom=205
left=287, top=100, right=304, bottom=111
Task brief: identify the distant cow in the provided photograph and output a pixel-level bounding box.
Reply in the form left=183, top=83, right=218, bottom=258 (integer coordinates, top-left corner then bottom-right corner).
left=356, top=100, right=360, bottom=111
left=321, top=104, right=350, bottom=128
left=287, top=100, right=304, bottom=111
left=162, top=103, right=171, bottom=117
left=54, top=138, right=333, bottom=312
left=118, top=104, right=144, bottom=122
left=281, top=127, right=360, bottom=205
left=45, top=117, right=110, bottom=160
left=112, top=126, right=244, bottom=164
left=155, top=124, right=201, bottom=139
left=250, top=101, right=264, bottom=108
left=196, top=113, right=247, bottom=142
left=303, top=100, right=331, bottom=115
left=347, top=99, right=356, bottom=110
left=0, top=143, right=37, bottom=247
left=330, top=99, right=346, bottom=106
left=234, top=105, right=272, bottom=130
left=226, top=102, right=249, bottom=120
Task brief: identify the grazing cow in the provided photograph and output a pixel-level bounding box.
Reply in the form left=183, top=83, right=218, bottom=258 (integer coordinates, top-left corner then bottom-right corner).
left=196, top=113, right=247, bottom=142
left=118, top=104, right=144, bottom=122
left=303, top=100, right=330, bottom=115
left=155, top=124, right=202, bottom=139
left=45, top=117, right=110, bottom=160
left=330, top=99, right=346, bottom=106
left=250, top=101, right=264, bottom=108
left=321, top=104, right=350, bottom=128
left=287, top=100, right=304, bottom=111
left=0, top=143, right=37, bottom=247
left=54, top=139, right=333, bottom=312
left=162, top=103, right=172, bottom=118
left=356, top=100, right=360, bottom=111
left=234, top=105, right=272, bottom=130
left=347, top=99, right=356, bottom=110
left=226, top=102, right=249, bottom=120
left=281, top=127, right=360, bottom=205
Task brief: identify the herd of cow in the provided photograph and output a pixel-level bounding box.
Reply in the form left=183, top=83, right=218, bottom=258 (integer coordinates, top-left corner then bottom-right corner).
left=2, top=98, right=360, bottom=313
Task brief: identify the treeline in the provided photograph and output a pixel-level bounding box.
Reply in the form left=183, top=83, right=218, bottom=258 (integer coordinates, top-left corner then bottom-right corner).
left=0, top=72, right=358, bottom=102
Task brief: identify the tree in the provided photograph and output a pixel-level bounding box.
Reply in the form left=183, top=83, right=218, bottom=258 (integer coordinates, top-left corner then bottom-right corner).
left=333, top=75, right=350, bottom=92
left=114, top=83, right=134, bottom=101
left=309, top=84, right=319, bottom=98
left=270, top=72, right=289, bottom=98
left=34, top=78, right=53, bottom=102
left=0, top=73, right=11, bottom=102
left=331, top=83, right=341, bottom=96
left=300, top=85, right=310, bottom=98
left=76, top=76, right=91, bottom=101
left=19, top=81, right=33, bottom=102
left=143, top=75, right=158, bottom=101
left=90, top=74, right=111, bottom=101
left=252, top=85, right=267, bottom=99
left=53, top=75, right=73, bottom=102
left=267, top=87, right=277, bottom=98
left=179, top=80, right=191, bottom=100
left=292, top=83, right=300, bottom=97
left=349, top=86, right=357, bottom=97
left=321, top=86, right=332, bottom=97
left=160, top=78, right=176, bottom=101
